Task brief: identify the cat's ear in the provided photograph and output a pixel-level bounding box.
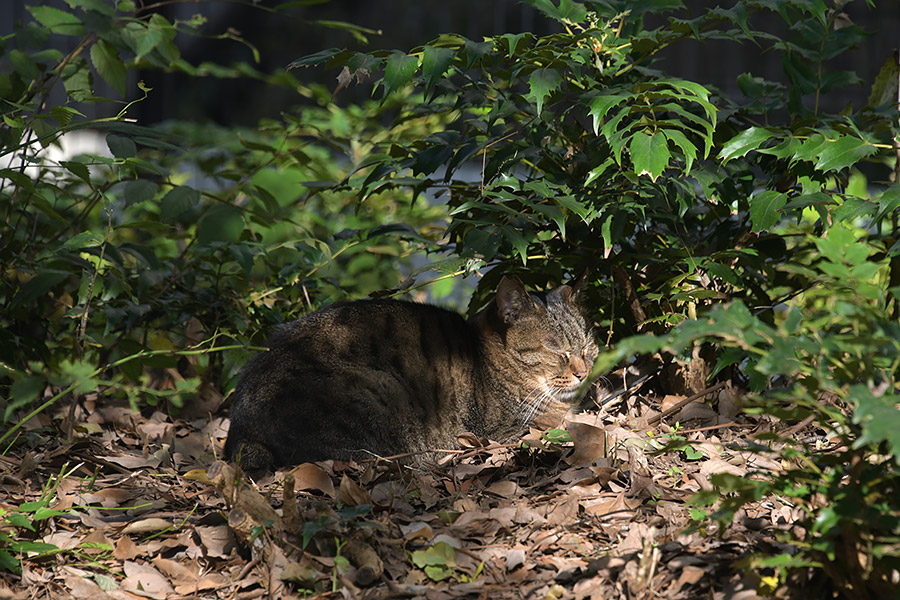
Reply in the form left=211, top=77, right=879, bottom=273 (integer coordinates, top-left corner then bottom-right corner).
left=554, top=272, right=587, bottom=305
left=496, top=277, right=537, bottom=325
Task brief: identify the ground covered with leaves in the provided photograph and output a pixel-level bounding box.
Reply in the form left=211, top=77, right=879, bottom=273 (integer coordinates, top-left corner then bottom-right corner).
left=1, top=373, right=826, bottom=600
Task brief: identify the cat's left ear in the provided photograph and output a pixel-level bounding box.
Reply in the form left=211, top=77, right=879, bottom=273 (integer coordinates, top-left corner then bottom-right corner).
left=554, top=271, right=587, bottom=305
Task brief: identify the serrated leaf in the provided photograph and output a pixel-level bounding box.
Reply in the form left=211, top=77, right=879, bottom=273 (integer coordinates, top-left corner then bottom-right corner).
left=422, top=45, right=454, bottom=98
left=9, top=49, right=40, bottom=81
left=60, top=160, right=91, bottom=184
left=124, top=23, right=163, bottom=60
left=27, top=5, right=84, bottom=35
left=65, top=0, right=116, bottom=16
left=873, top=184, right=900, bottom=224
left=57, top=231, right=104, bottom=253
left=49, top=106, right=83, bottom=127
left=12, top=270, right=69, bottom=308
left=197, top=205, right=244, bottom=246
left=525, top=0, right=588, bottom=23
left=528, top=68, right=562, bottom=116
left=382, top=52, right=418, bottom=99
left=587, top=93, right=629, bottom=135
left=106, top=134, right=136, bottom=159
left=629, top=130, right=670, bottom=180
left=90, top=40, right=127, bottom=96
left=832, top=197, right=876, bottom=224
left=159, top=186, right=199, bottom=222
left=748, top=190, right=787, bottom=231
left=814, top=136, right=878, bottom=172
left=124, top=180, right=158, bottom=204
left=867, top=53, right=900, bottom=109
left=718, top=126, right=772, bottom=162
left=662, top=129, right=697, bottom=174
left=287, top=48, right=346, bottom=69
left=59, top=359, right=98, bottom=394
left=851, top=385, right=900, bottom=461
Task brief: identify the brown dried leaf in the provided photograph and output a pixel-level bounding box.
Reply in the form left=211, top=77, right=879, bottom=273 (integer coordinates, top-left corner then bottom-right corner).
left=565, top=421, right=608, bottom=467
left=121, top=517, right=172, bottom=535
left=194, top=524, right=235, bottom=559
left=338, top=473, right=372, bottom=506
left=114, top=535, right=142, bottom=560
left=291, top=462, right=337, bottom=499
left=121, top=561, right=174, bottom=599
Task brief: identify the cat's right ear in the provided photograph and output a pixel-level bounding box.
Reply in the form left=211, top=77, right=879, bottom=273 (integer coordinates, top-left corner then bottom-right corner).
left=496, top=277, right=536, bottom=325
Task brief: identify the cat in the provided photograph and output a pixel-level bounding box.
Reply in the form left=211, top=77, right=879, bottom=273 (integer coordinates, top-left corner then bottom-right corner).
left=224, top=276, right=598, bottom=473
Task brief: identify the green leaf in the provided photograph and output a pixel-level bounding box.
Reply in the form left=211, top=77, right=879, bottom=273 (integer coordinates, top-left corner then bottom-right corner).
left=287, top=48, right=346, bottom=69
left=629, top=130, right=670, bottom=180
left=27, top=5, right=84, bottom=35
left=528, top=68, right=562, bottom=116
left=814, top=136, right=878, bottom=173
left=382, top=52, right=418, bottom=98
left=9, top=49, right=40, bottom=81
left=873, top=184, right=900, bottom=225
left=832, top=198, right=876, bottom=224
left=587, top=93, right=629, bottom=135
left=748, top=190, right=787, bottom=231
left=867, top=53, right=900, bottom=109
left=851, top=385, right=900, bottom=461
left=106, top=134, right=136, bottom=159
left=6, top=376, right=46, bottom=420
left=60, top=160, right=91, bottom=184
left=57, top=231, right=104, bottom=253
left=12, top=270, right=70, bottom=308
left=717, top=127, right=772, bottom=162
left=525, top=0, right=588, bottom=24
left=421, top=45, right=455, bottom=97
left=58, top=359, right=98, bottom=394
left=0, top=549, right=19, bottom=573
left=662, top=129, right=697, bottom=174
left=159, top=186, right=199, bottom=222
left=90, top=40, right=127, bottom=96
left=197, top=205, right=244, bottom=246
left=124, top=180, right=158, bottom=205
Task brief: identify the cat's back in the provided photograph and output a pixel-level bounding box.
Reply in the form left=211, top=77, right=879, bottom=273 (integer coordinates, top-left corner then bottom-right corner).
left=264, top=298, right=476, bottom=367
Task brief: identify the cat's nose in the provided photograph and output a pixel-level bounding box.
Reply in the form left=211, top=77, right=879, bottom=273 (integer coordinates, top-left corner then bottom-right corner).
left=571, top=356, right=588, bottom=379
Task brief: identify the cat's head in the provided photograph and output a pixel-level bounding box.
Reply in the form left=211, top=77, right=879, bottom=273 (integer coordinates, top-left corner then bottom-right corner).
left=483, top=276, right=599, bottom=423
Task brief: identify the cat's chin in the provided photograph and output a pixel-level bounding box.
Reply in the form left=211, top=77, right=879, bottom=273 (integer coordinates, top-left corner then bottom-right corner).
left=554, top=383, right=588, bottom=403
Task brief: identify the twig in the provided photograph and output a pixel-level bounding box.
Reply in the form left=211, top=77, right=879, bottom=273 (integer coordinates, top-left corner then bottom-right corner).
left=646, top=381, right=727, bottom=426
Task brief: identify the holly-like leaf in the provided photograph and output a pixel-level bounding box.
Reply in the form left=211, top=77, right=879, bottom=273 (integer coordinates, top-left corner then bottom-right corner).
left=527, top=68, right=562, bottom=116
left=748, top=190, right=787, bottom=231
left=629, top=130, right=670, bottom=180
left=718, top=126, right=772, bottom=162
left=815, top=136, right=878, bottom=173
left=587, top=93, right=629, bottom=135
left=382, top=52, right=419, bottom=99
left=422, top=45, right=455, bottom=98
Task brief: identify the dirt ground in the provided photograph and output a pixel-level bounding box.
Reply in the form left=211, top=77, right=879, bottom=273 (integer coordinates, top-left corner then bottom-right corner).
left=0, top=371, right=806, bottom=599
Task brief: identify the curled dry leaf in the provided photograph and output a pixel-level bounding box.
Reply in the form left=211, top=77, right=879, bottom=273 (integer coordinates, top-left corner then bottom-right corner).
left=338, top=473, right=372, bottom=506
left=291, top=462, right=336, bottom=499
left=120, top=517, right=172, bottom=535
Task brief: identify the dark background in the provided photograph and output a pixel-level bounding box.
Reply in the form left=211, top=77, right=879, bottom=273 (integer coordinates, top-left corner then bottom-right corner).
left=2, top=1, right=898, bottom=125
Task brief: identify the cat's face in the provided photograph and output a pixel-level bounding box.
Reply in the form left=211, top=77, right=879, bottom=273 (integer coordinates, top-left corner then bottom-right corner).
left=492, top=277, right=599, bottom=424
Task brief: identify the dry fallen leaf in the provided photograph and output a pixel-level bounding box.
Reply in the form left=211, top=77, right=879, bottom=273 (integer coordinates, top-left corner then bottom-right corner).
left=291, top=462, right=337, bottom=499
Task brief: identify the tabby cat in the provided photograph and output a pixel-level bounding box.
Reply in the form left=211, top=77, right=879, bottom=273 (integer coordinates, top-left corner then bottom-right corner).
left=225, top=276, right=598, bottom=472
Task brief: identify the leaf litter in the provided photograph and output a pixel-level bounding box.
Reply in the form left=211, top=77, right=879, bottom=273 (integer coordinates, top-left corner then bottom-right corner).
left=0, top=375, right=818, bottom=599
